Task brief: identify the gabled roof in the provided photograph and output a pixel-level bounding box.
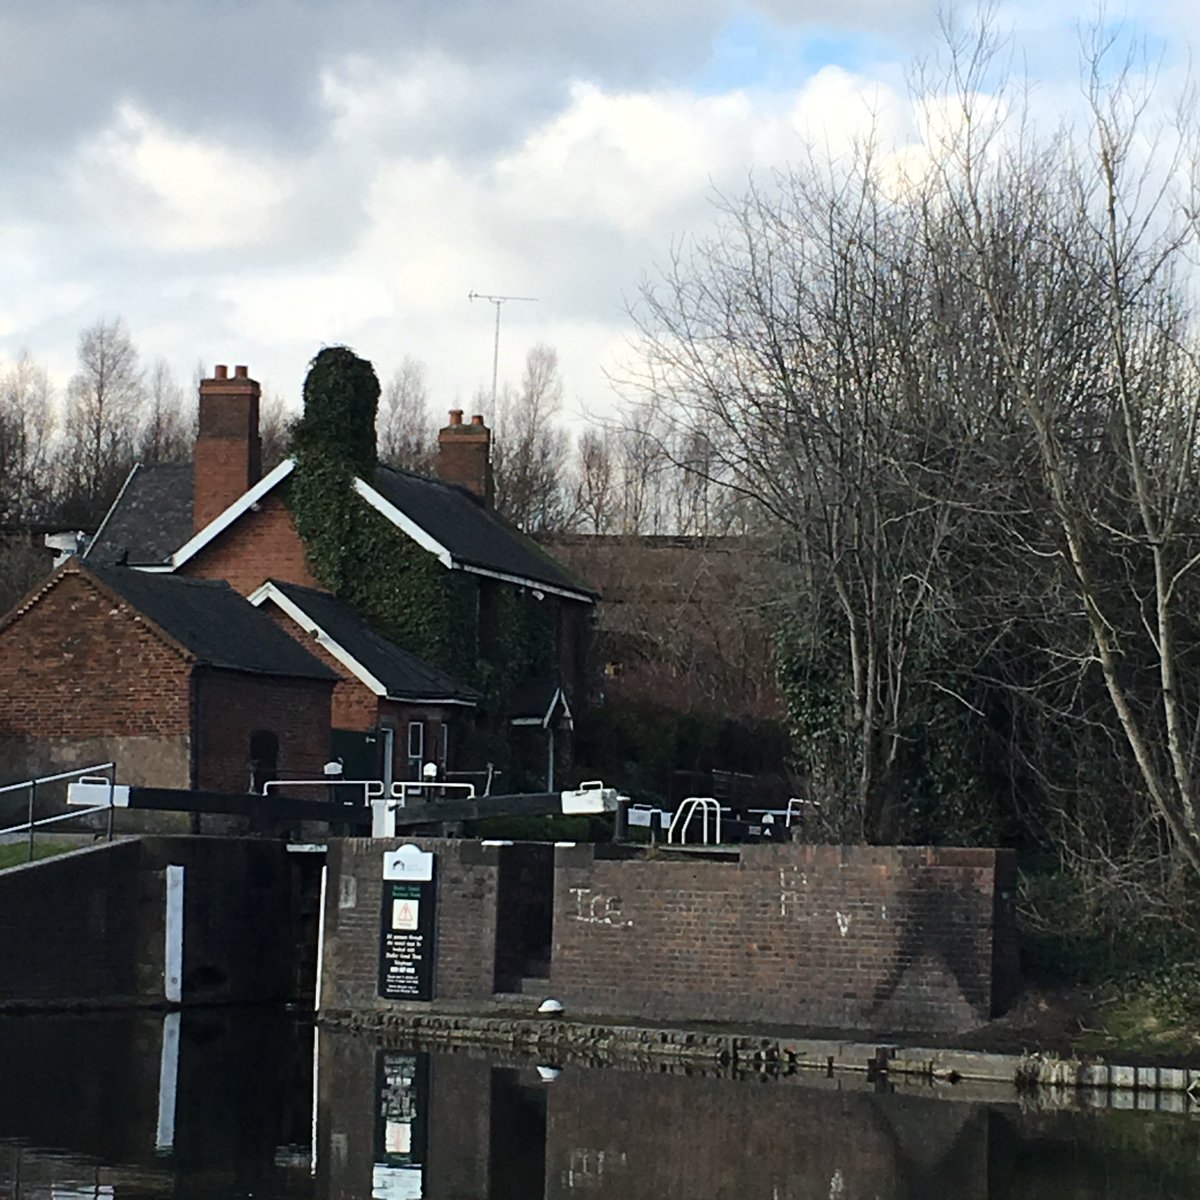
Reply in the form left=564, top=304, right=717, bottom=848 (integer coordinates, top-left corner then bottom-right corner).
left=364, top=466, right=597, bottom=601
left=250, top=580, right=480, bottom=706
left=88, top=453, right=597, bottom=602
left=83, top=563, right=337, bottom=682
left=85, top=463, right=194, bottom=566
left=509, top=677, right=574, bottom=729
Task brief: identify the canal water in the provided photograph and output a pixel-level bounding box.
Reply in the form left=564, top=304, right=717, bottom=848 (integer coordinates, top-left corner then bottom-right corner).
left=2, top=1010, right=1199, bottom=1199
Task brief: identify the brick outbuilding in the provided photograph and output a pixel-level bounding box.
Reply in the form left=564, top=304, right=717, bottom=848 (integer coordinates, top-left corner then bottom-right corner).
left=0, top=560, right=336, bottom=800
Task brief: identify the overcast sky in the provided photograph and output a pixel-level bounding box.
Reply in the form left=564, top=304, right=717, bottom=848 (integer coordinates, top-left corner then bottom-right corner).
left=0, top=0, right=1190, bottom=427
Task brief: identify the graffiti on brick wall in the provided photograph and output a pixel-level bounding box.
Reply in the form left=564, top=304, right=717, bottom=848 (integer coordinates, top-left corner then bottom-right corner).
left=778, top=866, right=807, bottom=918
left=568, top=887, right=633, bottom=928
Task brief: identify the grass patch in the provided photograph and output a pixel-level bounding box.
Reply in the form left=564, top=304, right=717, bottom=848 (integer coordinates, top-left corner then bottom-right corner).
left=1075, top=965, right=1200, bottom=1057
left=0, top=840, right=75, bottom=871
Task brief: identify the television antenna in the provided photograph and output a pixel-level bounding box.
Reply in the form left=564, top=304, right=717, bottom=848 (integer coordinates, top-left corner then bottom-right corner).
left=468, top=290, right=538, bottom=417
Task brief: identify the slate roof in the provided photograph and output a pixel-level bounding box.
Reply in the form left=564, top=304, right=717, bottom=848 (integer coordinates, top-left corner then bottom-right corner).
left=371, top=466, right=597, bottom=600
left=266, top=580, right=480, bottom=704
left=86, top=463, right=194, bottom=566
left=86, top=564, right=337, bottom=682
left=85, top=457, right=597, bottom=601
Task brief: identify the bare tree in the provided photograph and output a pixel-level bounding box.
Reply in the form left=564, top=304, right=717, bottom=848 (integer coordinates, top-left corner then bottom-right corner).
left=494, top=343, right=572, bottom=532
left=624, top=12, right=1200, bottom=878
left=0, top=352, right=55, bottom=523
left=60, top=317, right=144, bottom=523
left=378, top=356, right=436, bottom=473
left=259, top=392, right=295, bottom=473
left=930, top=17, right=1200, bottom=878
left=138, top=358, right=192, bottom=464
left=574, top=428, right=618, bottom=533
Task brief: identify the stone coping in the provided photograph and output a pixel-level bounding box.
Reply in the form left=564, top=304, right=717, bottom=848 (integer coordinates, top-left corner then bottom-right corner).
left=320, top=1007, right=1200, bottom=1108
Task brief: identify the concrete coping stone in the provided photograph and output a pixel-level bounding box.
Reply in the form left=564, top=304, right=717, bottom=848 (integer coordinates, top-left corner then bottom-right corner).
left=320, top=1008, right=1200, bottom=1100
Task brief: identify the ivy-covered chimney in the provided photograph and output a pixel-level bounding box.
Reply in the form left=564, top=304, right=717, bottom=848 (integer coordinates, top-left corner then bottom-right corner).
left=193, top=364, right=262, bottom=532
left=437, top=410, right=493, bottom=505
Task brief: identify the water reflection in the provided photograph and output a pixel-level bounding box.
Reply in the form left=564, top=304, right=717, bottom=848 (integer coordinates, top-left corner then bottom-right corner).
left=2, top=1009, right=1200, bottom=1199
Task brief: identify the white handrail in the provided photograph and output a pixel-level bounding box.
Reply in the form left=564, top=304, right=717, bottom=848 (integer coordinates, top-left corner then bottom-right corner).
left=0, top=762, right=115, bottom=796
left=785, top=797, right=820, bottom=827
left=668, top=796, right=722, bottom=845
left=0, top=805, right=110, bottom=839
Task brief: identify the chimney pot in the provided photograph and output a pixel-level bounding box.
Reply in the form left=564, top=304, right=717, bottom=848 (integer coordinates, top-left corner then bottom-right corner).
left=470, top=414, right=484, bottom=426
left=193, top=362, right=263, bottom=531
left=438, top=409, right=493, bottom=504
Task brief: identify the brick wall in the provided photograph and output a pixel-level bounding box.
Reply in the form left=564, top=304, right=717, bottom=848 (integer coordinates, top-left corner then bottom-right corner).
left=551, top=843, right=1016, bottom=1034
left=193, top=667, right=333, bottom=793
left=318, top=840, right=1016, bottom=1034
left=260, top=603, right=380, bottom=733
left=0, top=836, right=320, bottom=1009
left=181, top=493, right=319, bottom=596
left=0, top=570, right=191, bottom=740
left=320, top=838, right=502, bottom=1011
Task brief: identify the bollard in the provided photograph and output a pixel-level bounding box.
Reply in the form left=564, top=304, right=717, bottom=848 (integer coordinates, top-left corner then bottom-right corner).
left=613, top=798, right=630, bottom=843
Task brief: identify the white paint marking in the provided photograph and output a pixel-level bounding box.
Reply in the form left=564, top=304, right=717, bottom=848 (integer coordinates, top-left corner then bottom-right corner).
left=164, top=865, right=184, bottom=1003
left=155, top=1011, right=181, bottom=1152
left=315, top=865, right=329, bottom=1012
left=568, top=886, right=632, bottom=927
left=835, top=911, right=851, bottom=937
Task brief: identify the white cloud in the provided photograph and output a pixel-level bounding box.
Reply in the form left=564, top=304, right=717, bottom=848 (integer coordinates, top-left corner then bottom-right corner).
left=68, top=103, right=291, bottom=252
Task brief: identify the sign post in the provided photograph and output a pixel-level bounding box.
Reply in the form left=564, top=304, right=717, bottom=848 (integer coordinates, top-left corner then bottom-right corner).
left=378, top=845, right=437, bottom=1001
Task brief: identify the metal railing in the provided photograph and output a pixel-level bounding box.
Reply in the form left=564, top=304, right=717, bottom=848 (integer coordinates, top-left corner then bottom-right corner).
left=785, top=797, right=821, bottom=828
left=667, top=796, right=722, bottom=846
left=0, top=763, right=116, bottom=862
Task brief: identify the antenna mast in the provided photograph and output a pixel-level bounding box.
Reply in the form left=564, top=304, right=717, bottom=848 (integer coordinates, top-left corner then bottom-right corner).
left=468, top=290, right=538, bottom=419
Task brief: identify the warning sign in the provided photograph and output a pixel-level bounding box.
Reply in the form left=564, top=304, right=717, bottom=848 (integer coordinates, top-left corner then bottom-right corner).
left=378, top=860, right=437, bottom=1002
left=392, top=899, right=419, bottom=931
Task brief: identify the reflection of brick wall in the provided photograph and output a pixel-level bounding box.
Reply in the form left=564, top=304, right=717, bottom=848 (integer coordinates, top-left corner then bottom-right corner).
left=542, top=1064, right=988, bottom=1200
left=320, top=839, right=502, bottom=1011
left=551, top=844, right=1016, bottom=1034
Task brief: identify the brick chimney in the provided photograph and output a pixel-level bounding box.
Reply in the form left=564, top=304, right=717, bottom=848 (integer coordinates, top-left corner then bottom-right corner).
left=193, top=364, right=262, bottom=531
left=436, top=409, right=493, bottom=505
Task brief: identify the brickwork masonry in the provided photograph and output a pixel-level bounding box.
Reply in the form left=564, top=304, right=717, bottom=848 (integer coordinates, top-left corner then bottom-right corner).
left=320, top=840, right=1018, bottom=1037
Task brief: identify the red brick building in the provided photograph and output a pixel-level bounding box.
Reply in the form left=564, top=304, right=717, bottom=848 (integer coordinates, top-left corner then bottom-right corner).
left=72, top=363, right=597, bottom=790
left=0, top=560, right=335, bottom=795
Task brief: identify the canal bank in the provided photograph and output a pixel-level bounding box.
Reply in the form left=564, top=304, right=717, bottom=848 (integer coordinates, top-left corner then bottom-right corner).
left=319, top=1007, right=1200, bottom=1107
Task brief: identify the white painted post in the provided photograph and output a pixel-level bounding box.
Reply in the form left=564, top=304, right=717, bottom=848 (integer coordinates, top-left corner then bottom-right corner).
left=164, top=865, right=185, bottom=1004
left=155, top=1011, right=181, bottom=1151
left=314, top=864, right=328, bottom=1012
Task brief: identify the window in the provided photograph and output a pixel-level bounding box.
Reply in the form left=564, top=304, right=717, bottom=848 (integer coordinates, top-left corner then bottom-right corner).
left=407, top=720, right=425, bottom=780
